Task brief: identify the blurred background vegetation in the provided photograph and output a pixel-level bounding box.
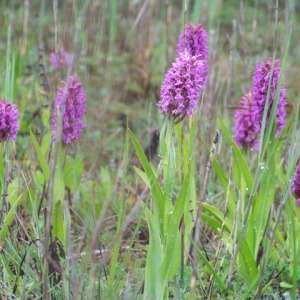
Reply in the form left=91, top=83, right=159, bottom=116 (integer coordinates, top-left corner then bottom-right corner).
left=1, top=0, right=299, bottom=171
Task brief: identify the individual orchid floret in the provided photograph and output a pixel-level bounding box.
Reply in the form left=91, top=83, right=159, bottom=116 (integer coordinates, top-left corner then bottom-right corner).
left=157, top=51, right=207, bottom=120
left=233, top=92, right=258, bottom=149
left=176, top=24, right=208, bottom=62
left=0, top=99, right=20, bottom=142
left=291, top=163, right=300, bottom=206
left=251, top=57, right=287, bottom=138
left=50, top=47, right=70, bottom=70
left=52, top=74, right=87, bottom=144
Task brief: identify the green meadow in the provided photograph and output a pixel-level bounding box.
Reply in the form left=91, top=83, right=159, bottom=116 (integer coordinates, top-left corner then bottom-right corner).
left=0, top=1, right=299, bottom=299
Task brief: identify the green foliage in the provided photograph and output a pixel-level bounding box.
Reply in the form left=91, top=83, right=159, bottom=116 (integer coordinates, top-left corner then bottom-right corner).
left=64, top=155, right=83, bottom=193
left=0, top=180, right=22, bottom=241
left=209, top=109, right=300, bottom=297
left=52, top=146, right=65, bottom=244
left=29, top=127, right=50, bottom=181
left=143, top=205, right=164, bottom=299
left=130, top=117, right=196, bottom=299
left=196, top=242, right=227, bottom=292
left=129, top=129, right=164, bottom=234
left=108, top=122, right=129, bottom=295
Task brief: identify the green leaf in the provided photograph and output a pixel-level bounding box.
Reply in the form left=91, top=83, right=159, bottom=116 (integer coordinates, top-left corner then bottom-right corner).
left=0, top=179, right=22, bottom=240
left=128, top=129, right=164, bottom=234
left=144, top=206, right=163, bottom=300
left=279, top=282, right=293, bottom=289
left=52, top=146, right=65, bottom=244
left=53, top=146, right=65, bottom=203
left=219, top=116, right=253, bottom=191
left=52, top=199, right=65, bottom=243
left=100, top=167, right=112, bottom=198
left=175, top=122, right=183, bottom=183
left=163, top=142, right=176, bottom=236
left=221, top=231, right=258, bottom=285
left=212, top=158, right=235, bottom=220
left=202, top=213, right=223, bottom=231
left=64, top=155, right=83, bottom=193
left=80, top=180, right=103, bottom=217
left=197, top=245, right=227, bottom=292
left=159, top=168, right=191, bottom=293
left=0, top=195, right=22, bottom=240
left=42, top=107, right=51, bottom=129
left=183, top=116, right=198, bottom=174
left=247, top=154, right=276, bottom=255
left=134, top=167, right=150, bottom=188
left=202, top=203, right=258, bottom=284
left=29, top=127, right=50, bottom=181
left=285, top=197, right=299, bottom=299
left=41, top=131, right=51, bottom=157
left=108, top=127, right=130, bottom=294
left=163, top=143, right=175, bottom=204
left=202, top=203, right=234, bottom=233
left=183, top=174, right=196, bottom=250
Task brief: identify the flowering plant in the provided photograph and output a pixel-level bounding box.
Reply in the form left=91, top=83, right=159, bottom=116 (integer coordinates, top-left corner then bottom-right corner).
left=52, top=74, right=87, bottom=144
left=50, top=47, right=70, bottom=70
left=0, top=99, right=19, bottom=142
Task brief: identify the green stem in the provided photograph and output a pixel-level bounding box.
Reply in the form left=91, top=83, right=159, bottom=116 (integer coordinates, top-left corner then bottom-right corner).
left=161, top=114, right=176, bottom=240
left=0, top=143, right=5, bottom=224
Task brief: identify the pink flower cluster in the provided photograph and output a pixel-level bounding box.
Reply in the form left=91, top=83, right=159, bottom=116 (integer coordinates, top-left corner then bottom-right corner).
left=52, top=75, right=87, bottom=144
left=176, top=23, right=208, bottom=61
left=157, top=24, right=208, bottom=120
left=50, top=47, right=70, bottom=70
left=233, top=93, right=258, bottom=149
left=158, top=52, right=207, bottom=117
left=0, top=99, right=19, bottom=142
left=233, top=58, right=287, bottom=149
left=292, top=164, right=300, bottom=206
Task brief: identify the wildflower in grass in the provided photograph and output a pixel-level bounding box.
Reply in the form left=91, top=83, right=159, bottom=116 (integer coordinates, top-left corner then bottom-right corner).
left=176, top=24, right=208, bottom=62
left=157, top=52, right=207, bottom=119
left=0, top=99, right=19, bottom=142
left=233, top=92, right=259, bottom=149
left=291, top=164, right=300, bottom=206
left=251, top=57, right=287, bottom=137
left=52, top=74, right=87, bottom=144
left=50, top=47, right=70, bottom=70
left=233, top=58, right=287, bottom=149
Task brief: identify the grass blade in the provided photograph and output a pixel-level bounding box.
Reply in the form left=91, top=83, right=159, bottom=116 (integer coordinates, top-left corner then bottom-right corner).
left=29, top=127, right=50, bottom=182
left=128, top=128, right=164, bottom=234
